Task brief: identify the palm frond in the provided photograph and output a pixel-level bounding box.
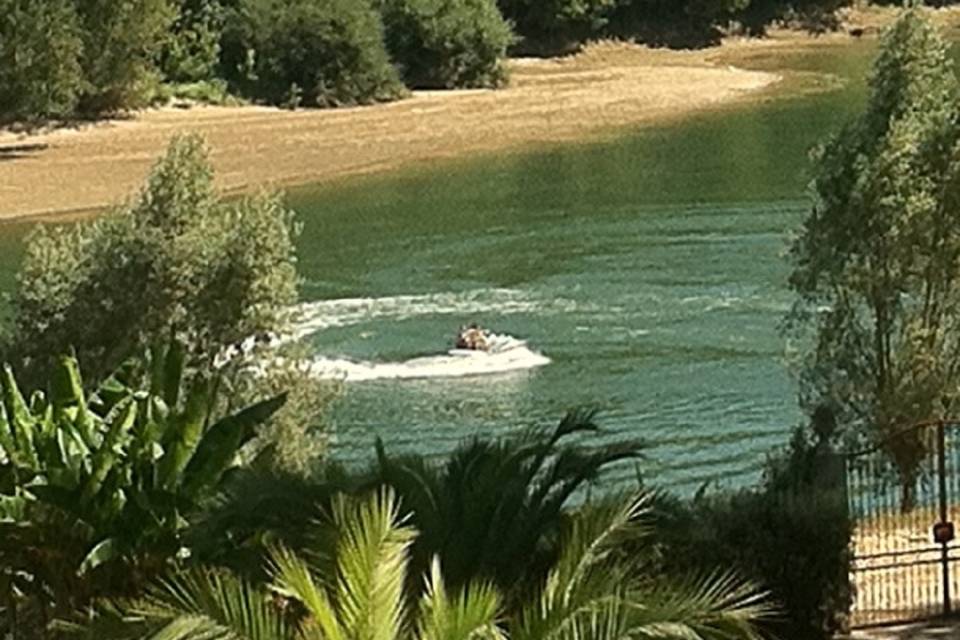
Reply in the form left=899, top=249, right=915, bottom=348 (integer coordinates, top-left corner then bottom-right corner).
left=417, top=557, right=505, bottom=640
left=269, top=544, right=343, bottom=640
left=624, top=571, right=772, bottom=640
left=71, top=569, right=290, bottom=640
left=333, top=487, right=416, bottom=640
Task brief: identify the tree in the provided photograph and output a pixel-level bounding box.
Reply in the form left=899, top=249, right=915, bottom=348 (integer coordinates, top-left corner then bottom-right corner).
left=5, top=134, right=299, bottom=387
left=0, top=345, right=287, bottom=635
left=227, top=0, right=405, bottom=108
left=74, top=489, right=770, bottom=640
left=786, top=9, right=960, bottom=506
left=377, top=0, right=514, bottom=89
left=496, top=0, right=614, bottom=53
left=74, top=0, right=176, bottom=113
left=161, top=0, right=226, bottom=83
left=0, top=0, right=85, bottom=122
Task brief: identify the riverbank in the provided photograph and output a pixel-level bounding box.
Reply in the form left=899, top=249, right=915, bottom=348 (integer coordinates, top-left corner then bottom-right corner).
left=0, top=5, right=948, bottom=222
left=0, top=42, right=784, bottom=221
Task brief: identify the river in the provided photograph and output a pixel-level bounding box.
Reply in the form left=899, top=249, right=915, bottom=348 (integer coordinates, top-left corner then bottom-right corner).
left=0, top=36, right=892, bottom=491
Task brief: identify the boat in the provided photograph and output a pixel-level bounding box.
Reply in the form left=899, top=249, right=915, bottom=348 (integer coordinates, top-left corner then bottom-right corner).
left=452, top=325, right=527, bottom=355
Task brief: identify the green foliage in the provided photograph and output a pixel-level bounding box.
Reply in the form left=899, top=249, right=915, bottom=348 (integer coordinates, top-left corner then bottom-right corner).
left=231, top=355, right=343, bottom=476
left=371, top=409, right=643, bottom=601
left=651, top=429, right=853, bottom=639
left=193, top=410, right=645, bottom=601
left=0, top=346, right=287, bottom=630
left=162, top=0, right=226, bottom=83
left=496, top=0, right=615, bottom=53
left=0, top=0, right=85, bottom=122
left=786, top=9, right=960, bottom=495
left=377, top=0, right=514, bottom=89
left=79, top=489, right=770, bottom=640
left=5, top=134, right=300, bottom=386
left=732, top=0, right=849, bottom=36
left=74, top=0, right=176, bottom=113
left=605, top=0, right=749, bottom=48
left=227, top=0, right=405, bottom=107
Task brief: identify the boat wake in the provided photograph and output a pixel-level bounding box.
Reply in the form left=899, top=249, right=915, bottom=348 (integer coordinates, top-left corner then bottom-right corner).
left=306, top=334, right=550, bottom=382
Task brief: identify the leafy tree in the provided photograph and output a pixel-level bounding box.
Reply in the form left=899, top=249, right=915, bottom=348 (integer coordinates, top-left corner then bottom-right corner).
left=605, top=0, right=749, bottom=48
left=74, top=0, right=176, bottom=113
left=0, top=0, right=85, bottom=122
left=377, top=0, right=514, bottom=89
left=162, top=0, right=226, bottom=83
left=499, top=0, right=615, bottom=53
left=786, top=8, right=960, bottom=505
left=75, top=489, right=770, bottom=640
left=227, top=0, right=404, bottom=107
left=0, top=346, right=287, bottom=635
left=4, top=134, right=299, bottom=388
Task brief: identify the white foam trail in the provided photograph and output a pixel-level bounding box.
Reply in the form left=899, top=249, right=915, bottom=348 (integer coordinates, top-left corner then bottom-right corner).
left=289, top=288, right=583, bottom=340
left=307, top=335, right=550, bottom=382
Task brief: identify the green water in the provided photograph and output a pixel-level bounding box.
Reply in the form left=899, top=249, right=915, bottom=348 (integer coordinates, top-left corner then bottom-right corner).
left=0, top=39, right=884, bottom=490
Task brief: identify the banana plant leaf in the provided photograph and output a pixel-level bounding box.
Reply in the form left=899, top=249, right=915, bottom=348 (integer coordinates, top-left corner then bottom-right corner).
left=181, top=393, right=287, bottom=499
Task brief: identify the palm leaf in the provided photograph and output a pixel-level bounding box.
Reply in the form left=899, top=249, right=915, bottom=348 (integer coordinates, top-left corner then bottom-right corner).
left=332, top=488, right=415, bottom=640
left=69, top=570, right=290, bottom=640
left=417, top=557, right=504, bottom=640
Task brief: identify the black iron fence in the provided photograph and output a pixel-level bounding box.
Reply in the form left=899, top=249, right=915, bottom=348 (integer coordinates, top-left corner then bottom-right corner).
left=846, top=421, right=960, bottom=627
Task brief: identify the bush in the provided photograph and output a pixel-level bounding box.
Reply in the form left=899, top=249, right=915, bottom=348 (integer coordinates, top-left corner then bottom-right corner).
left=0, top=0, right=85, bottom=122
left=650, top=428, right=853, bottom=640
left=605, top=0, right=749, bottom=48
left=733, top=0, right=850, bottom=36
left=0, top=346, right=287, bottom=629
left=75, top=0, right=176, bottom=113
left=4, top=134, right=300, bottom=386
left=162, top=0, right=226, bottom=83
left=496, top=0, right=615, bottom=53
left=377, top=0, right=514, bottom=89
left=228, top=0, right=404, bottom=107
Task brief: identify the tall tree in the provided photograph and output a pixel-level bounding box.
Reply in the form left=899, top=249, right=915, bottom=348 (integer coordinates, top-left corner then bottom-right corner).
left=786, top=8, right=960, bottom=505
left=5, top=134, right=299, bottom=386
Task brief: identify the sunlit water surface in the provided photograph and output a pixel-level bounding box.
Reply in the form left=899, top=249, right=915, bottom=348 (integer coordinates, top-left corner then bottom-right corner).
left=0, top=37, right=926, bottom=491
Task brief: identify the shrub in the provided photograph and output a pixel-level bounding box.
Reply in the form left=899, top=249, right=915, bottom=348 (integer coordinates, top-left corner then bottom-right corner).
left=377, top=0, right=514, bottom=89
left=497, top=0, right=614, bottom=53
left=0, top=0, right=85, bottom=122
left=605, top=0, right=749, bottom=48
left=229, top=0, right=404, bottom=107
left=0, top=346, right=287, bottom=629
left=650, top=428, right=853, bottom=640
left=162, top=0, right=226, bottom=83
left=75, top=0, right=176, bottom=113
left=4, top=134, right=300, bottom=386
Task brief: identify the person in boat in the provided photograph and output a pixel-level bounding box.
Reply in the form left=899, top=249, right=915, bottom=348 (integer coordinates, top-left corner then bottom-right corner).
left=456, top=323, right=490, bottom=351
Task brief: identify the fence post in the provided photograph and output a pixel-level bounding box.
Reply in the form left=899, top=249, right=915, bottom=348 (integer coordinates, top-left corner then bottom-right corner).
left=938, top=419, right=951, bottom=616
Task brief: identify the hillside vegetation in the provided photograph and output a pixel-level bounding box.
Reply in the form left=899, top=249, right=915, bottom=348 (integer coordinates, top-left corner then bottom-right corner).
left=0, top=0, right=913, bottom=123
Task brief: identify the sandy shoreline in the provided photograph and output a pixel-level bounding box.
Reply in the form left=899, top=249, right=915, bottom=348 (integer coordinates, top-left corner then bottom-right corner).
left=16, top=22, right=918, bottom=223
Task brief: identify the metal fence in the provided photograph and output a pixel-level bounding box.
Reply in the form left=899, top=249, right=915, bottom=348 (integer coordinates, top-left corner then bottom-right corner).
left=847, top=421, right=960, bottom=627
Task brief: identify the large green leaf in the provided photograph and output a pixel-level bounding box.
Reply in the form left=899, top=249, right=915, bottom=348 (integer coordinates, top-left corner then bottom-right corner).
left=181, top=393, right=287, bottom=498
left=81, top=399, right=138, bottom=503
left=0, top=364, right=39, bottom=470
left=78, top=537, right=121, bottom=576
left=158, top=379, right=211, bottom=492
left=51, top=355, right=98, bottom=450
